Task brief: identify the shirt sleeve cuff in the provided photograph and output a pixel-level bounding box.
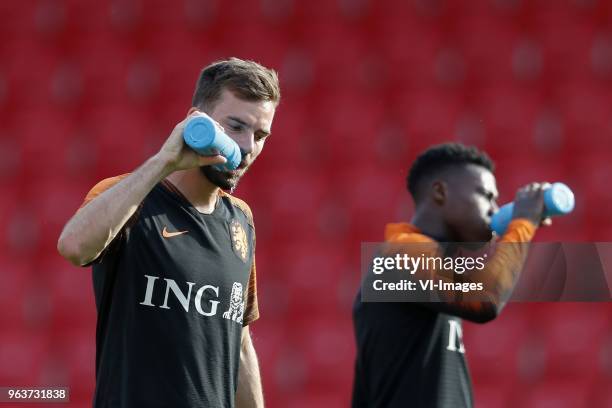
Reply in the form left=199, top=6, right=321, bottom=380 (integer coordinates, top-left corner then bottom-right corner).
left=500, top=218, right=537, bottom=243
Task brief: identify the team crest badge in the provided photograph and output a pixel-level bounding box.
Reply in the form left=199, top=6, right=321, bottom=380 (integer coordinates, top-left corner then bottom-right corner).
left=230, top=219, right=249, bottom=262
left=223, top=282, right=245, bottom=324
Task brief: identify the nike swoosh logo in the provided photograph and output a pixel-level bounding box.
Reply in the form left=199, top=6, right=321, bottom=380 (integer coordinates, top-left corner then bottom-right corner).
left=162, top=227, right=188, bottom=238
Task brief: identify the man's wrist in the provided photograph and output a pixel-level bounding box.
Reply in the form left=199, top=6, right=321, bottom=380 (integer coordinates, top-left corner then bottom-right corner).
left=150, top=152, right=177, bottom=179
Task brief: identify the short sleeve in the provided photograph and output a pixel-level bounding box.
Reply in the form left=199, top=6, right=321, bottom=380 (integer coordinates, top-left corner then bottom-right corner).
left=242, top=259, right=259, bottom=326
left=80, top=174, right=130, bottom=209
left=78, top=174, right=131, bottom=266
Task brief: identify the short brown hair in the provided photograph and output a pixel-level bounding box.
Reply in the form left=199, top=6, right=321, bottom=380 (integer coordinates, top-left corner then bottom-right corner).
left=191, top=58, right=281, bottom=111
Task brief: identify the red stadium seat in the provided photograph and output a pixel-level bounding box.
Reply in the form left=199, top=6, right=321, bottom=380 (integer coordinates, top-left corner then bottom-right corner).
left=371, top=15, right=442, bottom=87
left=279, top=244, right=354, bottom=317
left=37, top=255, right=97, bottom=331
left=464, top=306, right=532, bottom=381
left=530, top=303, right=608, bottom=380
left=555, top=81, right=612, bottom=153
left=0, top=182, right=21, bottom=245
left=284, top=391, right=348, bottom=408
left=0, top=1, right=37, bottom=34
left=215, top=24, right=289, bottom=69
left=79, top=103, right=154, bottom=176
left=0, top=331, right=49, bottom=384
left=292, top=0, right=344, bottom=20
left=9, top=108, right=76, bottom=178
left=22, top=178, right=86, bottom=253
left=531, top=11, right=595, bottom=81
left=591, top=382, right=612, bottom=408
left=518, top=378, right=593, bottom=408
left=288, top=316, right=354, bottom=391
left=570, top=152, right=612, bottom=231
left=331, top=163, right=404, bottom=240
left=139, top=0, right=186, bottom=28
left=474, top=86, right=544, bottom=156
left=454, top=15, right=520, bottom=85
left=68, top=31, right=134, bottom=103
left=48, top=327, right=96, bottom=400
left=0, top=131, right=23, bottom=190
left=248, top=168, right=330, bottom=242
left=492, top=156, right=569, bottom=205
left=294, top=21, right=372, bottom=91
left=1, top=37, right=59, bottom=109
left=391, top=88, right=464, bottom=152
left=472, top=379, right=519, bottom=408
left=2, top=205, right=41, bottom=256
left=0, top=258, right=32, bottom=330
left=311, top=89, right=387, bottom=165
left=250, top=104, right=308, bottom=171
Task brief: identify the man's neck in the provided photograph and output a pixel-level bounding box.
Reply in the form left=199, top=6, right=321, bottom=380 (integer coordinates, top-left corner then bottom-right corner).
left=411, top=207, right=452, bottom=242
left=166, top=169, right=220, bottom=214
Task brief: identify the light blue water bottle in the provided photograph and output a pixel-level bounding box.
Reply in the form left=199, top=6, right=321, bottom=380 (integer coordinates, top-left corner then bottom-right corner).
left=491, top=182, right=575, bottom=235
left=183, top=115, right=242, bottom=171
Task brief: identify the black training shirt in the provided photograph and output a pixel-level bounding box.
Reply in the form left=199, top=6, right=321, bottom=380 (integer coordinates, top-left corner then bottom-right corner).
left=80, top=176, right=259, bottom=408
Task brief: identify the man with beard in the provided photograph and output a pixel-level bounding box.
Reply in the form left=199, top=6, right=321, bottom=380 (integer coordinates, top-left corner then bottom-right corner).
left=57, top=58, right=280, bottom=408
left=352, top=143, right=550, bottom=408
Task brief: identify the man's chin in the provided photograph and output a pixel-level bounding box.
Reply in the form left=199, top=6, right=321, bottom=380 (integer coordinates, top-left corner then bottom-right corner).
left=477, top=229, right=494, bottom=243
left=460, top=229, right=493, bottom=245
left=200, top=166, right=240, bottom=191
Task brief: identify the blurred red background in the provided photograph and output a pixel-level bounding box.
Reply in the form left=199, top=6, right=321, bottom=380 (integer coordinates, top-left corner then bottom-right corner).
left=1, top=0, right=612, bottom=407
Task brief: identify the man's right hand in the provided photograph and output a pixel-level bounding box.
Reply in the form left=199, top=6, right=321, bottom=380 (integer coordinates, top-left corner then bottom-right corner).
left=512, top=182, right=551, bottom=227
left=156, top=112, right=227, bottom=174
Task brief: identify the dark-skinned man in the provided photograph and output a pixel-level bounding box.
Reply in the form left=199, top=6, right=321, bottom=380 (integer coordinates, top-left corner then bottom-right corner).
left=352, top=143, right=551, bottom=408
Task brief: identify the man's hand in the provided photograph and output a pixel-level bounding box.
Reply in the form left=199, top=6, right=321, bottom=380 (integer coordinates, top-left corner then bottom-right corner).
left=512, top=182, right=552, bottom=227
left=156, top=111, right=227, bottom=174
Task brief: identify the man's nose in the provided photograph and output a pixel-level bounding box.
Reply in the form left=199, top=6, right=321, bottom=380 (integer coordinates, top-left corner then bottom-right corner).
left=236, top=132, right=255, bottom=156
left=489, top=201, right=499, bottom=216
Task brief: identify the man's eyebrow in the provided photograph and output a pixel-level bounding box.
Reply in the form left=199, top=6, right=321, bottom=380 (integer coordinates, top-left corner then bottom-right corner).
left=227, top=116, right=250, bottom=127
left=228, top=115, right=271, bottom=136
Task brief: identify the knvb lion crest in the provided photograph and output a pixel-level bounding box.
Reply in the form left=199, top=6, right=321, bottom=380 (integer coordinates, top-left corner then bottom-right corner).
left=222, top=282, right=245, bottom=324
left=230, top=219, right=249, bottom=262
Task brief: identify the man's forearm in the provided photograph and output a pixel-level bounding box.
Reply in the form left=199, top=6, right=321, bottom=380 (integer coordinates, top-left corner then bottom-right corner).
left=236, top=328, right=264, bottom=408
left=57, top=154, right=173, bottom=266
left=386, top=219, right=536, bottom=323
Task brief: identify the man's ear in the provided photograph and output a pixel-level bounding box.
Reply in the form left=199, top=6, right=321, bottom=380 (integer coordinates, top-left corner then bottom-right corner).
left=187, top=106, right=199, bottom=116
left=431, top=180, right=447, bottom=205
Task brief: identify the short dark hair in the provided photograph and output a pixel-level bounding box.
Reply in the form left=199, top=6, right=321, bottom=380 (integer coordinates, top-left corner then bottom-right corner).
left=407, top=143, right=495, bottom=200
left=192, top=57, right=281, bottom=111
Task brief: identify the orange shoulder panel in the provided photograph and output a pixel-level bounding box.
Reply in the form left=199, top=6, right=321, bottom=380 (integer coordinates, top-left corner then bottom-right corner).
left=80, top=174, right=130, bottom=209
left=221, top=191, right=254, bottom=227
left=384, top=222, right=437, bottom=244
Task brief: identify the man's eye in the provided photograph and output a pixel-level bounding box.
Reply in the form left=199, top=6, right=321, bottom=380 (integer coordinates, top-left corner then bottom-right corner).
left=481, top=191, right=493, bottom=201
left=228, top=125, right=242, bottom=132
